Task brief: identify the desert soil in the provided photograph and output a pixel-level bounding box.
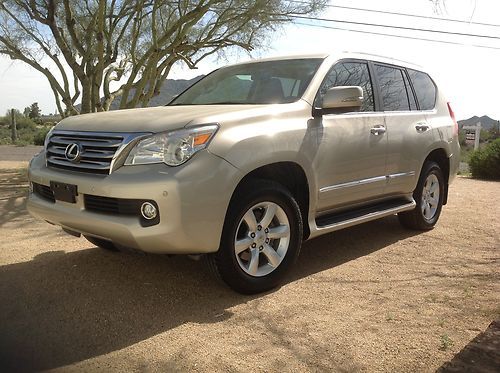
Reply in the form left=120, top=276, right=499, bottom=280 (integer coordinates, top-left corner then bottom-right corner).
left=0, top=159, right=498, bottom=372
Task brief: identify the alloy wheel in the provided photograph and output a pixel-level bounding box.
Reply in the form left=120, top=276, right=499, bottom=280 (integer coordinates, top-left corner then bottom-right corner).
left=421, top=173, right=440, bottom=220
left=234, top=201, right=290, bottom=277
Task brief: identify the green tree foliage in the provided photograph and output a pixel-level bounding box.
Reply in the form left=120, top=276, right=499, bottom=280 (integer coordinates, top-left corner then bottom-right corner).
left=28, top=102, right=41, bottom=120
left=489, top=122, right=500, bottom=140
left=469, top=138, right=500, bottom=180
left=0, top=0, right=326, bottom=116
left=479, top=129, right=492, bottom=143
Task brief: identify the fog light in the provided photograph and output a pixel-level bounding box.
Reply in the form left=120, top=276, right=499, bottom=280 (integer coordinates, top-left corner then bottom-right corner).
left=140, top=202, right=157, bottom=220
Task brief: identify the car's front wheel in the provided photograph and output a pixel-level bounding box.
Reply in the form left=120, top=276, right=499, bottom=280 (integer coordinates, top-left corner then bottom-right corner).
left=210, top=180, right=303, bottom=294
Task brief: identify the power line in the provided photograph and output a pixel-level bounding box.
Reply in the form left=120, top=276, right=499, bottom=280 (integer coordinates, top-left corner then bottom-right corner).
left=290, top=14, right=500, bottom=40
left=287, top=0, right=500, bottom=28
left=293, top=21, right=500, bottom=50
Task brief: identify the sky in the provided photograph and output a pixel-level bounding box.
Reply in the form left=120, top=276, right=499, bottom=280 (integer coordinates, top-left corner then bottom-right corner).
left=1, top=0, right=499, bottom=120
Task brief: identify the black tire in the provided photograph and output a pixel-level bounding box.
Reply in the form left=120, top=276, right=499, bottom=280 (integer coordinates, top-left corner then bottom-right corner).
left=209, top=179, right=303, bottom=294
left=84, top=235, right=119, bottom=251
left=398, top=161, right=445, bottom=230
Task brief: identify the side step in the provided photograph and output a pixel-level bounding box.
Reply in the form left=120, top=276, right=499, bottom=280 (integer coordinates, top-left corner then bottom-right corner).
left=314, top=198, right=416, bottom=233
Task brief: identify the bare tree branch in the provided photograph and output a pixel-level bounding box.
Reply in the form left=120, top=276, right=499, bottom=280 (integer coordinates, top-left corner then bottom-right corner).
left=0, top=0, right=327, bottom=115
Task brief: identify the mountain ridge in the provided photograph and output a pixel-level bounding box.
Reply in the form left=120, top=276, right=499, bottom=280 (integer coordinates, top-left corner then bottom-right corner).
left=458, top=115, right=499, bottom=130
left=105, top=75, right=205, bottom=111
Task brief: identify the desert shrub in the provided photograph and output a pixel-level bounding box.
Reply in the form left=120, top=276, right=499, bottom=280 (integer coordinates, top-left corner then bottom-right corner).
left=33, top=127, right=51, bottom=145
left=458, top=129, right=467, bottom=146
left=0, top=117, right=52, bottom=146
left=469, top=138, right=500, bottom=180
left=0, top=114, right=36, bottom=130
left=14, top=116, right=37, bottom=130
left=0, top=123, right=11, bottom=142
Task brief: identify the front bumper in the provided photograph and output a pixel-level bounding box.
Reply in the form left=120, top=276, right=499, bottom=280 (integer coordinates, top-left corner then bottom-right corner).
left=27, top=150, right=241, bottom=254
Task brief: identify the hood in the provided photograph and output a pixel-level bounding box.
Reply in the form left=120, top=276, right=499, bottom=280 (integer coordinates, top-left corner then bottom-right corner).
left=55, top=104, right=303, bottom=133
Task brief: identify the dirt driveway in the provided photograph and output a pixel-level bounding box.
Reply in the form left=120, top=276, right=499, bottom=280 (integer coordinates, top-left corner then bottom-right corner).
left=0, top=145, right=42, bottom=159
left=0, top=164, right=498, bottom=372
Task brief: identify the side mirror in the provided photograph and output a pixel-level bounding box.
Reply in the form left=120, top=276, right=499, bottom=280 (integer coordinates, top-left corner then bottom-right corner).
left=321, top=86, right=364, bottom=110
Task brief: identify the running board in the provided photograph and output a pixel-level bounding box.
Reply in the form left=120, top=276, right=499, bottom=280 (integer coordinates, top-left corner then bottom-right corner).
left=314, top=198, right=416, bottom=234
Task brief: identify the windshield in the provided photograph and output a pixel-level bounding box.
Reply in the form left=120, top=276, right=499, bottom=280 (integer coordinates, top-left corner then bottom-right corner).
left=169, top=58, right=323, bottom=105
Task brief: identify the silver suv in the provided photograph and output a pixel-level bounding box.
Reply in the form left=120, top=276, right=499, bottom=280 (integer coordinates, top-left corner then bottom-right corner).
left=28, top=52, right=460, bottom=294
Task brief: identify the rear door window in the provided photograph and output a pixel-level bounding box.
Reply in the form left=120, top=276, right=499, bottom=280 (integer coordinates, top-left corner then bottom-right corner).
left=407, top=69, right=437, bottom=110
left=374, top=65, right=410, bottom=111
left=403, top=72, right=418, bottom=110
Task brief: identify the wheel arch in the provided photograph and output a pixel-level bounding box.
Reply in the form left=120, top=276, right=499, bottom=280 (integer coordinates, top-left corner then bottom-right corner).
left=423, top=148, right=450, bottom=205
left=228, top=161, right=311, bottom=240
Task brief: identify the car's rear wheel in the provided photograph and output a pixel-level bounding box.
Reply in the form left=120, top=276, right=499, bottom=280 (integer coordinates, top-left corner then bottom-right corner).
left=398, top=161, right=444, bottom=230
left=84, top=235, right=119, bottom=251
left=210, top=180, right=303, bottom=294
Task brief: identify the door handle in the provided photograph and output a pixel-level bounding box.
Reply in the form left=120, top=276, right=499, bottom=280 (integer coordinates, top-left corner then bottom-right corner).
left=415, top=123, right=430, bottom=132
left=370, top=125, right=386, bottom=136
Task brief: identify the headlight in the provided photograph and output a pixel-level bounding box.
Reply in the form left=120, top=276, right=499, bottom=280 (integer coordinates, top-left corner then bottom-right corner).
left=125, top=124, right=219, bottom=166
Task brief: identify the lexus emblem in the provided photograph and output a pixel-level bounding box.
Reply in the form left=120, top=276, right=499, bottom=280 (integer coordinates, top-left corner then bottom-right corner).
left=65, top=143, right=82, bottom=163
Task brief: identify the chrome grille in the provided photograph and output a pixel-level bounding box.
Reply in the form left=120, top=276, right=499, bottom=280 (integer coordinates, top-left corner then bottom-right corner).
left=46, top=131, right=124, bottom=174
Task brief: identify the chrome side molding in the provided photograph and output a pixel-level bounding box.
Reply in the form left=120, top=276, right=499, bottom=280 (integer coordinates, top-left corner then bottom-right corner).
left=319, top=171, right=416, bottom=194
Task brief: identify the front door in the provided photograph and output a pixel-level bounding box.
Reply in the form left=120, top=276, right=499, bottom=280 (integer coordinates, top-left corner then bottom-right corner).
left=313, top=60, right=388, bottom=212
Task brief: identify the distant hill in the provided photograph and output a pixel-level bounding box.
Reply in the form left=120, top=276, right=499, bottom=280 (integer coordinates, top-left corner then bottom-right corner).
left=109, top=75, right=204, bottom=110
left=458, top=115, right=499, bottom=130
left=75, top=75, right=204, bottom=112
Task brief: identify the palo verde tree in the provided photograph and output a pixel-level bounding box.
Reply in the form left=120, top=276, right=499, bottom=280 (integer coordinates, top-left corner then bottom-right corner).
left=0, top=0, right=326, bottom=116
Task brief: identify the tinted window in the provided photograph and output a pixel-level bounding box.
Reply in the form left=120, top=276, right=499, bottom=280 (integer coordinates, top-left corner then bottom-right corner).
left=403, top=72, right=418, bottom=110
left=170, top=58, right=322, bottom=105
left=408, top=69, right=436, bottom=110
left=375, top=65, right=410, bottom=111
left=316, top=62, right=374, bottom=111
left=279, top=77, right=300, bottom=97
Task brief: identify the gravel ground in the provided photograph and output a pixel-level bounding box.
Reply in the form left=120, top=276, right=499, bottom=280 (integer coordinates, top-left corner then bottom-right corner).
left=438, top=319, right=500, bottom=372
left=0, top=163, right=498, bottom=372
left=0, top=145, right=42, bottom=162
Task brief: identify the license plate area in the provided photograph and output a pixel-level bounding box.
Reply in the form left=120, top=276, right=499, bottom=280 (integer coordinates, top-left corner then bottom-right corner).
left=50, top=181, right=78, bottom=203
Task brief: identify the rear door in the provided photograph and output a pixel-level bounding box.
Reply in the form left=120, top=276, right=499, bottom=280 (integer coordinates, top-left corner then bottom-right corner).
left=373, top=64, right=434, bottom=196
left=314, top=60, right=387, bottom=212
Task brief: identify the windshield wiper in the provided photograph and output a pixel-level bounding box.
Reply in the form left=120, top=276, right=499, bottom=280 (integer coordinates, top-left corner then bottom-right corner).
left=168, top=101, right=263, bottom=106
left=202, top=101, right=254, bottom=105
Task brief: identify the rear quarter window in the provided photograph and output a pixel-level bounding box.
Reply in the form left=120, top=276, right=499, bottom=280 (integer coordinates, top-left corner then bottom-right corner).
left=407, top=69, right=437, bottom=110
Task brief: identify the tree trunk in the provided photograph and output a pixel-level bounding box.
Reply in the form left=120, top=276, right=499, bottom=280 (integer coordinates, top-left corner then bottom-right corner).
left=80, top=79, right=92, bottom=114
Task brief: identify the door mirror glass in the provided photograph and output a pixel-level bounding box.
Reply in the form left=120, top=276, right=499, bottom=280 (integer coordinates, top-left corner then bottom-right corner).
left=321, top=86, right=364, bottom=110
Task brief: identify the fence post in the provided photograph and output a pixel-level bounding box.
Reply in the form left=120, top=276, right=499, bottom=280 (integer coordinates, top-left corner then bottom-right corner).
left=474, top=123, right=481, bottom=151
left=10, top=108, right=17, bottom=142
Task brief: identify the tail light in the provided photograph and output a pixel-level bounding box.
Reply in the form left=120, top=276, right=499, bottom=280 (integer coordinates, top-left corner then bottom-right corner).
left=447, top=102, right=459, bottom=137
